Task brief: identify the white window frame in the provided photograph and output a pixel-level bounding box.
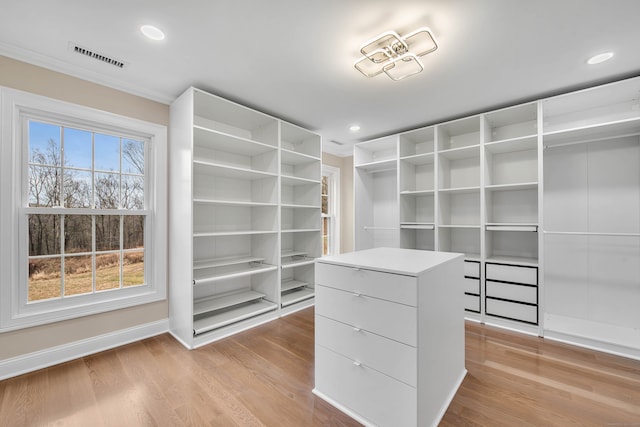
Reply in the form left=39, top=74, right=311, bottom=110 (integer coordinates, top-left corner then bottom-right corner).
left=322, top=164, right=340, bottom=256
left=0, top=87, right=167, bottom=331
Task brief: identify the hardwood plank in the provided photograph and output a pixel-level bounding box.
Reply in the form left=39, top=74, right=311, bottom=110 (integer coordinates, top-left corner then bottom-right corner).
left=1, top=308, right=639, bottom=426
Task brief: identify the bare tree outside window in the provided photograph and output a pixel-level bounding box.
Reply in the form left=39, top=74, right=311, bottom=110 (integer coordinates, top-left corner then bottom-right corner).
left=27, top=122, right=146, bottom=301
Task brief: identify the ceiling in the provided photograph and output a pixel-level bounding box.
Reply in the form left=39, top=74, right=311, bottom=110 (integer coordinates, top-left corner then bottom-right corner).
left=1, top=0, right=639, bottom=156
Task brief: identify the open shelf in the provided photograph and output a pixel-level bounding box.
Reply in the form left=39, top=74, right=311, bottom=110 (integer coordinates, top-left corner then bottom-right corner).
left=484, top=135, right=538, bottom=153
left=399, top=126, right=435, bottom=157
left=400, top=189, right=435, bottom=196
left=485, top=255, right=539, bottom=267
left=400, top=223, right=435, bottom=230
left=484, top=102, right=538, bottom=144
left=281, top=287, right=314, bottom=307
left=355, top=158, right=397, bottom=173
left=193, top=299, right=277, bottom=335
left=400, top=152, right=434, bottom=165
left=543, top=117, right=640, bottom=147
left=193, top=125, right=277, bottom=156
left=281, top=122, right=322, bottom=158
left=193, top=262, right=277, bottom=285
left=281, top=257, right=315, bottom=269
left=281, top=175, right=321, bottom=186
left=194, top=290, right=266, bottom=315
left=438, top=116, right=481, bottom=150
left=192, top=198, right=278, bottom=207
left=193, top=160, right=278, bottom=180
left=193, top=255, right=265, bottom=269
left=193, top=230, right=277, bottom=237
left=281, top=278, right=308, bottom=292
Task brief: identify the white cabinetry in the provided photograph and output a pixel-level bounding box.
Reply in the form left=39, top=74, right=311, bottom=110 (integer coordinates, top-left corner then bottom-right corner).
left=542, top=77, right=640, bottom=357
left=314, top=248, right=466, bottom=427
left=354, top=136, right=399, bottom=250
left=169, top=88, right=321, bottom=348
left=352, top=75, right=640, bottom=358
left=358, top=102, right=541, bottom=330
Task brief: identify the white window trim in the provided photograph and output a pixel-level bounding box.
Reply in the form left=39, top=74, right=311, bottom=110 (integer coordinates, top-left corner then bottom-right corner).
left=322, top=164, right=340, bottom=256
left=0, top=87, right=167, bottom=331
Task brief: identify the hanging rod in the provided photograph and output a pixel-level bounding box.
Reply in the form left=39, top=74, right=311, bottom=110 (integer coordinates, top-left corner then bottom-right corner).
left=543, top=230, right=640, bottom=237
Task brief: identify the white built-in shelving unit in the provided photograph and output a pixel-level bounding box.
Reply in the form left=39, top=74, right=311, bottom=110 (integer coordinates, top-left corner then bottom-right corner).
left=353, top=75, right=640, bottom=359
left=354, top=136, right=399, bottom=250
left=541, top=77, right=640, bottom=358
left=169, top=87, right=321, bottom=348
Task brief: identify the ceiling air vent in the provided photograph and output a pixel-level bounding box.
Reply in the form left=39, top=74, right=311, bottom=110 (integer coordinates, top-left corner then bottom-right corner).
left=330, top=140, right=345, bottom=146
left=69, top=42, right=127, bottom=69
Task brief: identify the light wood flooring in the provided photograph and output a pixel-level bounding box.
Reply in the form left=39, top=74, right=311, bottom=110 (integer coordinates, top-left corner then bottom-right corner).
left=1, top=307, right=639, bottom=426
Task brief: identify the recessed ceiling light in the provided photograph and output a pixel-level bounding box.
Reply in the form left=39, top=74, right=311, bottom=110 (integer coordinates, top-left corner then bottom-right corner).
left=349, top=125, right=361, bottom=132
left=587, top=52, right=614, bottom=65
left=141, top=25, right=165, bottom=41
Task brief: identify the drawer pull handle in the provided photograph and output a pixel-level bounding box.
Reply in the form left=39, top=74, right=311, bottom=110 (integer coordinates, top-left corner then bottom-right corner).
left=353, top=361, right=361, bottom=367
left=353, top=292, right=362, bottom=297
left=353, top=327, right=361, bottom=332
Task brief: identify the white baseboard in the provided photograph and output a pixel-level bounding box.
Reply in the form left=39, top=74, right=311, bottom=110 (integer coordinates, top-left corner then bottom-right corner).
left=0, top=319, right=169, bottom=380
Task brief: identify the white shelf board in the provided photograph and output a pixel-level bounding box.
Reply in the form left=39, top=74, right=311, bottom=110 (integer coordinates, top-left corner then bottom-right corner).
left=486, top=223, right=538, bottom=232
left=281, top=279, right=308, bottom=292
left=193, top=264, right=277, bottom=285
left=282, top=257, right=316, bottom=269
left=354, top=158, right=397, bottom=173
left=484, top=135, right=538, bottom=153
left=485, top=255, right=538, bottom=267
left=280, top=203, right=322, bottom=209
left=193, top=160, right=278, bottom=180
left=281, top=288, right=315, bottom=307
left=192, top=198, right=278, bottom=207
left=193, top=290, right=266, bottom=316
left=438, top=145, right=481, bottom=160
left=193, top=299, right=277, bottom=335
left=281, top=228, right=321, bottom=233
left=281, top=148, right=321, bottom=164
left=193, top=125, right=277, bottom=156
left=485, top=182, right=538, bottom=192
left=463, top=253, right=482, bottom=262
left=399, top=152, right=435, bottom=165
left=194, top=255, right=265, bottom=269
left=281, top=250, right=308, bottom=258
left=400, top=189, right=435, bottom=196
left=543, top=116, right=640, bottom=147
left=400, top=223, right=435, bottom=230
left=438, top=186, right=481, bottom=194
left=438, top=224, right=481, bottom=229
left=281, top=175, right=321, bottom=186
left=193, top=230, right=277, bottom=237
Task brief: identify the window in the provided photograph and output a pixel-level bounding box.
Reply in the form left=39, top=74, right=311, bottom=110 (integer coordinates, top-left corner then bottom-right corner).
left=321, top=165, right=340, bottom=256
left=0, top=88, right=167, bottom=331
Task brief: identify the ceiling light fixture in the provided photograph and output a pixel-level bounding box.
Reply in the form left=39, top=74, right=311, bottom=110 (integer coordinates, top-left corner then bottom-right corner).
left=587, top=52, right=614, bottom=65
left=349, top=124, right=361, bottom=132
left=354, top=27, right=438, bottom=81
left=141, top=25, right=165, bottom=41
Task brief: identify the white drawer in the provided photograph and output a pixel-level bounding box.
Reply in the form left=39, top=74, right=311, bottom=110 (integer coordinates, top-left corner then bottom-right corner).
left=316, top=285, right=417, bottom=347
left=486, top=298, right=538, bottom=324
left=464, top=293, right=480, bottom=312
left=315, top=345, right=416, bottom=427
left=486, top=281, right=537, bottom=304
left=316, top=262, right=416, bottom=306
left=315, top=315, right=416, bottom=387
left=464, top=261, right=480, bottom=278
left=485, top=263, right=537, bottom=285
left=463, top=277, right=480, bottom=294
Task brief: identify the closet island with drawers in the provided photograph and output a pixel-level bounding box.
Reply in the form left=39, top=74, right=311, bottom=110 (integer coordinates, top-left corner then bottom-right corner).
left=314, top=247, right=466, bottom=427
